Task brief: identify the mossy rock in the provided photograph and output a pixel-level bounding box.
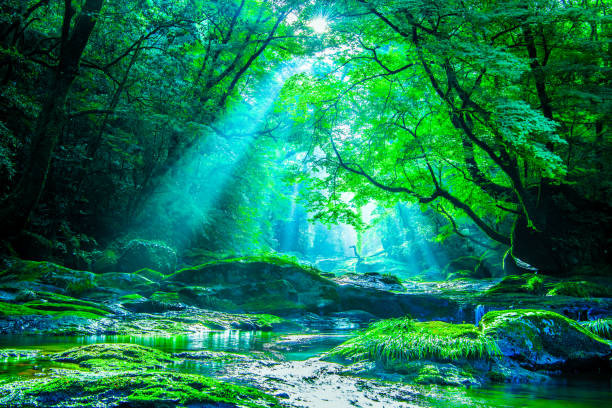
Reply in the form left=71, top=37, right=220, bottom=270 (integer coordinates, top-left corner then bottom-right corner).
left=444, top=256, right=491, bottom=280
left=409, top=362, right=480, bottom=386
left=122, top=291, right=185, bottom=313
left=546, top=281, right=612, bottom=298
left=0, top=371, right=281, bottom=408
left=484, top=273, right=548, bottom=296
left=0, top=299, right=109, bottom=320
left=0, top=301, right=44, bottom=317
left=53, top=343, right=174, bottom=371
left=0, top=260, right=95, bottom=296
left=36, top=291, right=113, bottom=312
left=23, top=301, right=109, bottom=317
left=94, top=272, right=158, bottom=295
left=480, top=309, right=611, bottom=370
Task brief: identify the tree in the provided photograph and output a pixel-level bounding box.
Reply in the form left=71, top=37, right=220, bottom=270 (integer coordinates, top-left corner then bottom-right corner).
left=0, top=0, right=106, bottom=239
left=284, top=0, right=611, bottom=274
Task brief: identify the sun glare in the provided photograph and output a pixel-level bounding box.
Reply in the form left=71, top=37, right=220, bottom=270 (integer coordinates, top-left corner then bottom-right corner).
left=308, top=17, right=329, bottom=34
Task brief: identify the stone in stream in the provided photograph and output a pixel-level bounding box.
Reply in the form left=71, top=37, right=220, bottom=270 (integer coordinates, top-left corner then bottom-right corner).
left=165, top=255, right=461, bottom=320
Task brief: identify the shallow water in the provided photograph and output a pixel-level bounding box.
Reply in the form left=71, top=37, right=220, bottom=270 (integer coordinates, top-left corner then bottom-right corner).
left=0, top=331, right=610, bottom=407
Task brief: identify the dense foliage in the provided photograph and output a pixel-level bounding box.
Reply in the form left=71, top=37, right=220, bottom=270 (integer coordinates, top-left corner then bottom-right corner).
left=1, top=0, right=610, bottom=275
left=282, top=0, right=611, bottom=274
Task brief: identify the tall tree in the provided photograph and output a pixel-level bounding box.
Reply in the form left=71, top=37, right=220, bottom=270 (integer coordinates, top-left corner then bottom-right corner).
left=0, top=0, right=105, bottom=238
left=285, top=0, right=611, bottom=274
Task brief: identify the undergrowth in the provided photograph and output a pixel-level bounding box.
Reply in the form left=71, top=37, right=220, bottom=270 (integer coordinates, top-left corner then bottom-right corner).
left=581, top=318, right=612, bottom=340
left=330, top=317, right=501, bottom=365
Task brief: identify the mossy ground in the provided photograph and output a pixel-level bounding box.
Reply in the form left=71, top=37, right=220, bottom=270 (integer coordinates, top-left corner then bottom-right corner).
left=53, top=343, right=174, bottom=370
left=0, top=300, right=109, bottom=320
left=1, top=371, right=281, bottom=408
left=0, top=343, right=282, bottom=407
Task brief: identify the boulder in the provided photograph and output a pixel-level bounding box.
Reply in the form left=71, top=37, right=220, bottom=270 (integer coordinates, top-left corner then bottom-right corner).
left=480, top=309, right=611, bottom=370
left=117, top=239, right=176, bottom=274
left=165, top=256, right=460, bottom=320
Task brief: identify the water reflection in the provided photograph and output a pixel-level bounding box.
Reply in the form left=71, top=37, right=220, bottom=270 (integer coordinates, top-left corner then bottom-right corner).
left=0, top=330, right=276, bottom=354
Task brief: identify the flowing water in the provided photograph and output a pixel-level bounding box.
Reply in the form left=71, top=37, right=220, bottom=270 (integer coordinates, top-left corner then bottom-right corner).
left=0, top=331, right=610, bottom=407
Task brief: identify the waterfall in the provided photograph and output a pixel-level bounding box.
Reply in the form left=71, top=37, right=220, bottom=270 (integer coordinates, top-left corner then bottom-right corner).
left=475, top=304, right=485, bottom=326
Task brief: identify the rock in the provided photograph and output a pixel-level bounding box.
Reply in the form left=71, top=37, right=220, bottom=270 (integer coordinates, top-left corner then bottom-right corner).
left=0, top=260, right=95, bottom=296
left=334, top=272, right=404, bottom=292
left=444, top=256, right=491, bottom=279
left=480, top=309, right=612, bottom=370
left=166, top=256, right=460, bottom=320
left=94, top=272, right=158, bottom=295
left=53, top=343, right=174, bottom=370
left=117, top=239, right=176, bottom=274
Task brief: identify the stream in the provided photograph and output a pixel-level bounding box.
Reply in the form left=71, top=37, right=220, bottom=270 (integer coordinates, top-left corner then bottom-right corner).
left=0, top=330, right=610, bottom=407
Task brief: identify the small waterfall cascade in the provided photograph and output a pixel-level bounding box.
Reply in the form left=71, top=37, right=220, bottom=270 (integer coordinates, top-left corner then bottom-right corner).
left=475, top=304, right=486, bottom=326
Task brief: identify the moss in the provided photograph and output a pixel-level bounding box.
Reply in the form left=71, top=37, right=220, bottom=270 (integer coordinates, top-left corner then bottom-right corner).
left=0, top=299, right=109, bottom=320
left=22, top=301, right=109, bottom=317
left=169, top=253, right=324, bottom=281
left=53, top=343, right=174, bottom=371
left=0, top=301, right=43, bottom=316
left=53, top=311, right=107, bottom=320
left=480, top=309, right=610, bottom=368
left=546, top=281, right=612, bottom=298
left=150, top=291, right=179, bottom=304
left=0, top=260, right=95, bottom=296
left=581, top=318, right=612, bottom=340
left=329, top=317, right=500, bottom=368
left=254, top=313, right=285, bottom=329
left=35, top=291, right=113, bottom=312
left=7, top=371, right=280, bottom=408
left=380, top=273, right=401, bottom=285
left=120, top=293, right=146, bottom=301
left=484, top=273, right=549, bottom=295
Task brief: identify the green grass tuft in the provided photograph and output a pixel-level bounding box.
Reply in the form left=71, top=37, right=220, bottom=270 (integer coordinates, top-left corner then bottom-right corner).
left=329, top=317, right=501, bottom=366
left=546, top=281, right=612, bottom=298
left=581, top=318, right=612, bottom=340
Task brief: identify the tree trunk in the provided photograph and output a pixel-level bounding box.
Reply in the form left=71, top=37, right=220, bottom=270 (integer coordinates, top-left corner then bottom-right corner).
left=0, top=0, right=105, bottom=239
left=511, top=185, right=612, bottom=275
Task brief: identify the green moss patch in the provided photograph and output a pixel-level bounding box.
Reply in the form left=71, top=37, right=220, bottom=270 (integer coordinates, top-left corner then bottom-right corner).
left=546, top=281, right=612, bottom=298
left=23, top=301, right=109, bottom=317
left=119, top=293, right=145, bottom=301
left=0, top=301, right=43, bottom=317
left=169, top=253, right=325, bottom=282
left=329, top=317, right=500, bottom=367
left=53, top=343, right=174, bottom=371
left=2, top=371, right=281, bottom=408
left=484, top=273, right=549, bottom=296
left=0, top=260, right=95, bottom=295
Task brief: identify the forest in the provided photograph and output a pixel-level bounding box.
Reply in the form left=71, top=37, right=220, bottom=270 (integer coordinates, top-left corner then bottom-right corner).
left=0, top=0, right=610, bottom=407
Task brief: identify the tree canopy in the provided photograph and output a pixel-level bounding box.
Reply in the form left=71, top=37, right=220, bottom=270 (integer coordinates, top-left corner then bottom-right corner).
left=1, top=0, right=610, bottom=275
